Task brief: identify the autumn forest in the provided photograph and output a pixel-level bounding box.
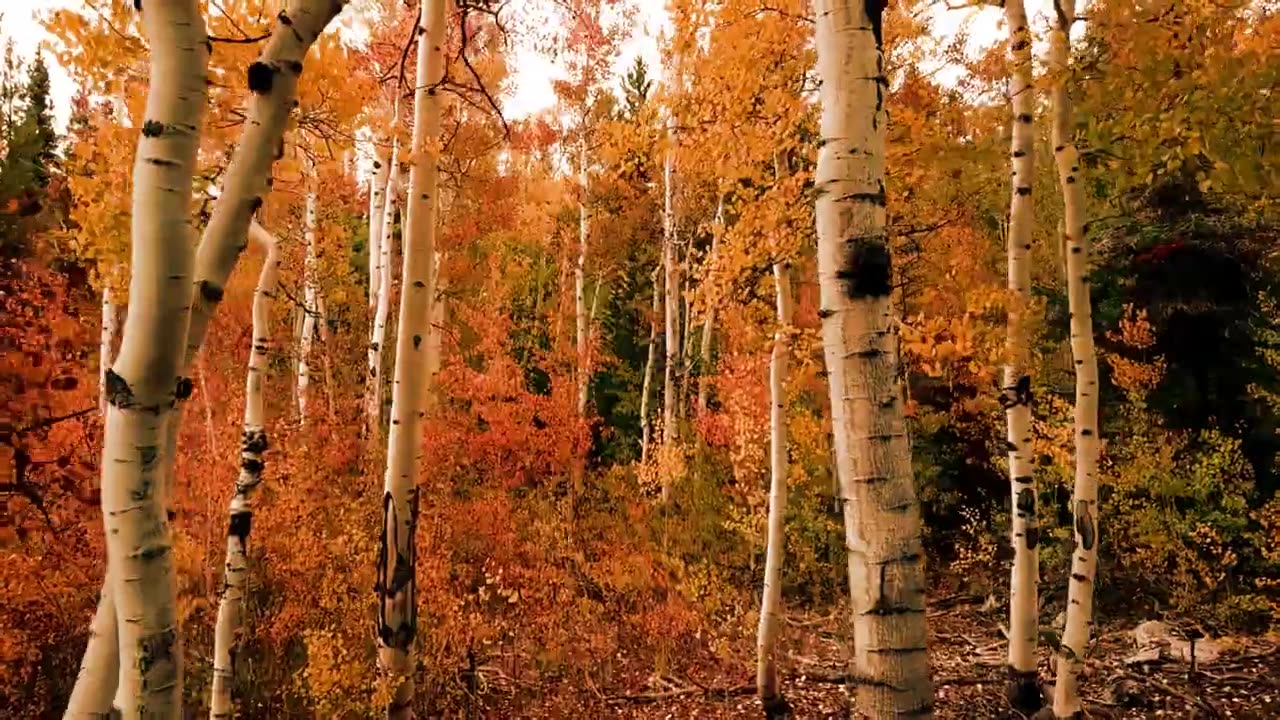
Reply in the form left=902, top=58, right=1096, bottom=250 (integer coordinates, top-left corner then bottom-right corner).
left=1, top=0, right=1278, bottom=718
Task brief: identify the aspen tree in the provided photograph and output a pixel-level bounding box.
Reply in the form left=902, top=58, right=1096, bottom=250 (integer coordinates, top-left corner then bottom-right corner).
left=757, top=260, right=793, bottom=718
left=660, top=116, right=680, bottom=501
left=369, top=139, right=391, bottom=325
left=696, top=195, right=723, bottom=414
left=99, top=283, right=118, bottom=415
left=1001, top=0, right=1042, bottom=711
left=812, top=0, right=934, bottom=715
left=66, top=3, right=350, bottom=714
left=376, top=0, right=445, bottom=713
left=210, top=221, right=280, bottom=719
left=640, top=266, right=661, bottom=464
left=296, top=172, right=318, bottom=425
left=366, top=127, right=401, bottom=439
left=575, top=138, right=590, bottom=417
left=1050, top=2, right=1101, bottom=716
left=92, top=1, right=209, bottom=715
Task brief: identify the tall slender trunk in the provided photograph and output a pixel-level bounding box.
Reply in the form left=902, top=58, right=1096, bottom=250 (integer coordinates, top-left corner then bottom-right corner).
left=99, top=283, right=119, bottom=415
left=376, top=0, right=444, bottom=714
left=1050, top=3, right=1100, bottom=717
left=365, top=133, right=400, bottom=440
left=67, top=4, right=347, bottom=715
left=696, top=196, right=723, bottom=415
left=1001, top=1, right=1041, bottom=711
left=369, top=140, right=390, bottom=339
left=813, top=0, right=933, bottom=716
left=640, top=267, right=661, bottom=465
left=575, top=138, right=590, bottom=417
left=296, top=181, right=318, bottom=425
left=90, top=4, right=208, bottom=716
left=757, top=262, right=793, bottom=718
left=660, top=120, right=680, bottom=501
left=210, top=221, right=280, bottom=720
left=316, top=294, right=337, bottom=423
left=424, top=251, right=446, bottom=410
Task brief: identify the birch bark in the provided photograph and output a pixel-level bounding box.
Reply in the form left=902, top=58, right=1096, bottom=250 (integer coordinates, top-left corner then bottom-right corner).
left=1000, top=1, right=1042, bottom=711
left=696, top=196, right=723, bottom=414
left=376, top=0, right=445, bottom=714
left=1050, top=2, right=1101, bottom=716
left=756, top=262, right=793, bottom=718
left=296, top=179, right=318, bottom=425
left=813, top=0, right=934, bottom=714
left=640, top=267, right=661, bottom=465
left=209, top=221, right=280, bottom=719
left=91, top=2, right=208, bottom=716
left=660, top=119, right=680, bottom=501
left=365, top=132, right=401, bottom=439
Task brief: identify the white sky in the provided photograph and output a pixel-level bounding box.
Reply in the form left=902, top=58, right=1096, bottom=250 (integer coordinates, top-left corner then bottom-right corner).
left=0, top=0, right=1061, bottom=131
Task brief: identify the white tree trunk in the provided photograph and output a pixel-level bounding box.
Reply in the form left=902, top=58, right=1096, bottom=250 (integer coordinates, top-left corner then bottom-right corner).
left=696, top=196, right=723, bottom=415
left=369, top=144, right=390, bottom=323
left=660, top=121, right=680, bottom=500
left=187, top=0, right=349, bottom=374
left=296, top=184, right=318, bottom=425
left=316, top=294, right=337, bottom=423
left=424, top=252, right=446, bottom=410
left=209, top=221, right=280, bottom=720
left=756, top=262, right=793, bottom=717
left=1000, top=1, right=1041, bottom=711
left=68, top=5, right=347, bottom=716
left=89, top=3, right=208, bottom=716
left=365, top=135, right=400, bottom=439
left=64, top=586, right=119, bottom=718
left=575, top=139, right=590, bottom=417
left=812, top=0, right=934, bottom=715
left=1050, top=3, right=1100, bottom=717
left=377, top=0, right=444, bottom=713
left=99, top=283, right=119, bottom=415
left=640, top=267, right=661, bottom=465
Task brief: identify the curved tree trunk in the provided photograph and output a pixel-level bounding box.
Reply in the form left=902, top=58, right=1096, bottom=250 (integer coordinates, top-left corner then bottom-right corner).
left=1001, top=1, right=1042, bottom=712
left=696, top=196, right=723, bottom=415
left=640, top=267, right=661, bottom=465
left=757, top=262, right=793, bottom=718
left=92, top=3, right=209, bottom=716
left=210, top=221, right=280, bottom=720
left=64, top=587, right=120, bottom=719
left=67, top=4, right=347, bottom=716
left=376, top=0, right=445, bottom=714
left=1050, top=2, right=1101, bottom=717
left=365, top=133, right=400, bottom=440
left=812, top=0, right=934, bottom=716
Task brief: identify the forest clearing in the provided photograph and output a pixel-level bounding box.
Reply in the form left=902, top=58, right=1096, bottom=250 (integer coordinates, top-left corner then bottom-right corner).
left=0, top=0, right=1277, bottom=718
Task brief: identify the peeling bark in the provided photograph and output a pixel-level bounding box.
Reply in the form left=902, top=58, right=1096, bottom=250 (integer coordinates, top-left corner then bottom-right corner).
left=1050, top=2, right=1101, bottom=717
left=210, top=221, right=280, bottom=719
left=813, top=0, right=934, bottom=715
left=1001, top=1, right=1042, bottom=712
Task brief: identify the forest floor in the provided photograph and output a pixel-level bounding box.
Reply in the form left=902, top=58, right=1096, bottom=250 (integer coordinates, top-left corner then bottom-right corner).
left=477, top=594, right=1280, bottom=719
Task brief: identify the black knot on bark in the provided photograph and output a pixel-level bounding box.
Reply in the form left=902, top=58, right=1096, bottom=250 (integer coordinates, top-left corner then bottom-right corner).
left=105, top=369, right=135, bottom=409
left=247, top=62, right=274, bottom=94
left=277, top=10, right=293, bottom=25
left=174, top=376, right=194, bottom=400
left=141, top=120, right=165, bottom=138
left=241, top=430, right=269, bottom=454
left=837, top=240, right=892, bottom=300
left=199, top=280, right=225, bottom=303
